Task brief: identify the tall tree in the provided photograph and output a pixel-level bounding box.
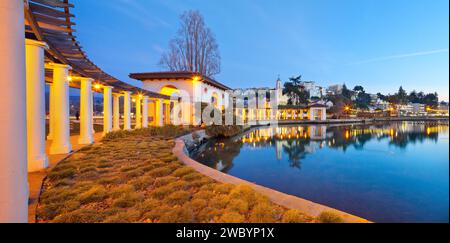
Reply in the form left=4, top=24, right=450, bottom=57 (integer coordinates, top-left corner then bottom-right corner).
left=159, top=10, right=221, bottom=77
left=397, top=86, right=408, bottom=104
left=342, top=84, right=353, bottom=99
left=282, top=75, right=309, bottom=105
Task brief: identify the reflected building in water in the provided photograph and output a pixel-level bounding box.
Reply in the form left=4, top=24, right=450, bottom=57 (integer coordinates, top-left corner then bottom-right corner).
left=192, top=121, right=449, bottom=172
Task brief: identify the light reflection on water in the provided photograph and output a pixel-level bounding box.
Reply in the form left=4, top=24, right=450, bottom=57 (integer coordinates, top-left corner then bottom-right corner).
left=191, top=121, right=449, bottom=223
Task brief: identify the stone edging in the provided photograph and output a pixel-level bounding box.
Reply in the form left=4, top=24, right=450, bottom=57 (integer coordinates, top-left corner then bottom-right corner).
left=172, top=135, right=371, bottom=223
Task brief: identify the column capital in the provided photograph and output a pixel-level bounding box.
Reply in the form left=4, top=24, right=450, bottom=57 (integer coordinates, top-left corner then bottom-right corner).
left=45, top=62, right=72, bottom=70
left=77, top=77, right=94, bottom=83
left=25, top=39, right=48, bottom=49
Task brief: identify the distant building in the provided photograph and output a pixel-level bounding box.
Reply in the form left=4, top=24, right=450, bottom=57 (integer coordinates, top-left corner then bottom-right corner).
left=300, top=81, right=324, bottom=98
left=276, top=77, right=289, bottom=106
left=326, top=84, right=343, bottom=95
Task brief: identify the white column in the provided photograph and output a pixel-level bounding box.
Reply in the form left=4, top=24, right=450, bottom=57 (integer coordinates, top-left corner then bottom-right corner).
left=91, top=90, right=95, bottom=135
left=47, top=63, right=72, bottom=154
left=182, top=101, right=192, bottom=125
left=135, top=95, right=142, bottom=129
left=47, top=83, right=55, bottom=140
left=142, top=96, right=148, bottom=128
left=78, top=78, right=93, bottom=145
left=123, top=91, right=131, bottom=130
left=113, top=93, right=121, bottom=131
left=25, top=39, right=49, bottom=172
left=155, top=98, right=164, bottom=127
left=0, top=0, right=28, bottom=222
left=103, top=86, right=113, bottom=135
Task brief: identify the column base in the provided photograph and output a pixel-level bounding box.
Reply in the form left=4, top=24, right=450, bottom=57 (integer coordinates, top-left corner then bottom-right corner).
left=78, top=136, right=93, bottom=145
left=49, top=143, right=72, bottom=155
left=28, top=155, right=49, bottom=172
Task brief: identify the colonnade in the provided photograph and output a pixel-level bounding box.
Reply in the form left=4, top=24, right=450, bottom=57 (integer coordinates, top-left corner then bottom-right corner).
left=0, top=1, right=167, bottom=222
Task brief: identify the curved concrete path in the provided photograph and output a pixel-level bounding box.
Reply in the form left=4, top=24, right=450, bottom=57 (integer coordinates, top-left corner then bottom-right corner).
left=173, top=136, right=370, bottom=223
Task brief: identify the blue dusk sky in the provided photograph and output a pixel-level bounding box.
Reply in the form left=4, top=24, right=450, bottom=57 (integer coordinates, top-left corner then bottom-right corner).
left=72, top=0, right=449, bottom=101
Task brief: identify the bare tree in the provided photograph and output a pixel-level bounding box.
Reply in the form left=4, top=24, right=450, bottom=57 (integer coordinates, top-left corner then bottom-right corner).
left=159, top=10, right=221, bottom=77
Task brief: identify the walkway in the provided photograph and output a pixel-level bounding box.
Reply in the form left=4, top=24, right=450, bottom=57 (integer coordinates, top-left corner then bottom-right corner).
left=27, top=132, right=104, bottom=223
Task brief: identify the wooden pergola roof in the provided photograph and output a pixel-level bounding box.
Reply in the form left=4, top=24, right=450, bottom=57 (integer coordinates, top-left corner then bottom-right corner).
left=24, top=0, right=168, bottom=99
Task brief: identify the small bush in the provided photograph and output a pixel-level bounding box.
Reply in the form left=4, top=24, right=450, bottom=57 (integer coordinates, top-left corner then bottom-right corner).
left=150, top=185, right=174, bottom=199
left=316, top=211, right=344, bottom=223
left=52, top=209, right=105, bottom=223
left=189, top=199, right=207, bottom=212
left=226, top=199, right=249, bottom=214
left=229, top=185, right=257, bottom=207
left=104, top=209, right=142, bottom=223
left=218, top=212, right=245, bottom=223
left=112, top=192, right=144, bottom=208
left=172, top=167, right=196, bottom=177
left=164, top=191, right=191, bottom=206
left=214, top=184, right=235, bottom=194
left=153, top=176, right=178, bottom=187
left=206, top=125, right=242, bottom=138
left=249, top=204, right=278, bottom=223
left=208, top=195, right=230, bottom=209
left=47, top=167, right=76, bottom=181
left=76, top=185, right=108, bottom=204
left=159, top=206, right=194, bottom=223
left=282, top=210, right=312, bottom=223
left=148, top=167, right=172, bottom=177
left=129, top=176, right=154, bottom=190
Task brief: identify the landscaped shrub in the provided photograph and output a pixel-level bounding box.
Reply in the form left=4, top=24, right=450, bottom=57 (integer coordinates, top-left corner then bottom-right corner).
left=76, top=185, right=108, bottom=204
left=189, top=199, right=208, bottom=212
left=164, top=191, right=191, bottom=206
left=205, top=125, right=242, bottom=138
left=214, top=184, right=235, bottom=194
left=172, top=167, right=196, bottom=177
left=282, top=209, right=312, bottom=223
left=159, top=205, right=194, bottom=223
left=52, top=208, right=105, bottom=223
left=37, top=127, right=317, bottom=223
left=249, top=203, right=280, bottom=223
left=218, top=212, right=245, bottom=223
left=208, top=195, right=230, bottom=209
left=316, top=211, right=344, bottom=223
left=153, top=176, right=178, bottom=187
left=104, top=209, right=142, bottom=223
left=112, top=192, right=144, bottom=208
left=128, top=175, right=155, bottom=190
left=226, top=199, right=249, bottom=214
left=148, top=167, right=172, bottom=177
left=229, top=185, right=257, bottom=207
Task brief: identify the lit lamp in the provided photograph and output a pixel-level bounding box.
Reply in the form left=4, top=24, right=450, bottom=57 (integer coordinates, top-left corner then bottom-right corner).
left=192, top=75, right=201, bottom=82
left=94, top=83, right=102, bottom=90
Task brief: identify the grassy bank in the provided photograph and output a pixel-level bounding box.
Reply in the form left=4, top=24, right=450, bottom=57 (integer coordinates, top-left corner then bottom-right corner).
left=37, top=126, right=341, bottom=223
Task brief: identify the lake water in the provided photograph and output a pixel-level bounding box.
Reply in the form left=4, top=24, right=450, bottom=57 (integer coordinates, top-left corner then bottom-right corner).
left=191, top=121, right=449, bottom=223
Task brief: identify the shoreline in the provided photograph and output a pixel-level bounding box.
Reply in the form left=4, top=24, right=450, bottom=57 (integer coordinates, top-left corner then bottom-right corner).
left=254, top=116, right=448, bottom=126
left=174, top=132, right=370, bottom=223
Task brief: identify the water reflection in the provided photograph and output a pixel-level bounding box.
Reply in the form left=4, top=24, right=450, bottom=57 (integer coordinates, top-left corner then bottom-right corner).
left=194, top=122, right=448, bottom=172
left=191, top=121, right=449, bottom=222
